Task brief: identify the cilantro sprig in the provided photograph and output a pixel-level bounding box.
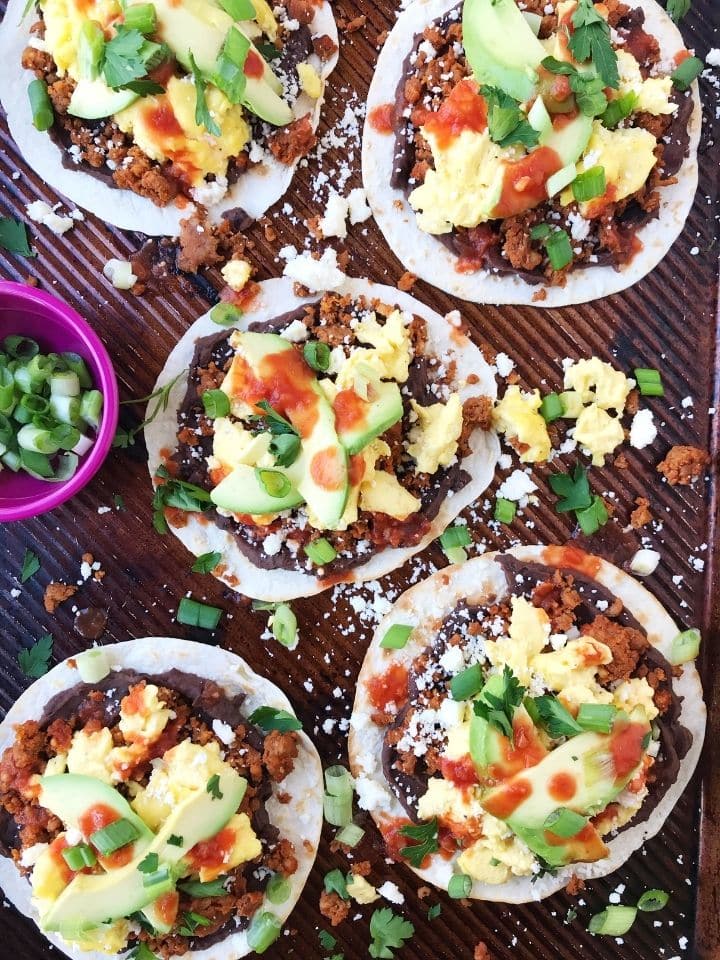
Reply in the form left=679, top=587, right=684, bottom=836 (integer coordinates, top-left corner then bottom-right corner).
left=532, top=694, right=583, bottom=739
left=102, top=28, right=167, bottom=90
left=0, top=218, right=34, bottom=257
left=323, top=869, right=350, bottom=900
left=568, top=0, right=619, bottom=89
left=249, top=399, right=301, bottom=467
left=152, top=465, right=212, bottom=535
left=20, top=549, right=40, bottom=584
left=369, top=908, right=415, bottom=959
left=666, top=0, right=692, bottom=22
left=18, top=633, right=53, bottom=678
left=398, top=818, right=439, bottom=868
left=114, top=371, right=184, bottom=449
left=248, top=706, right=303, bottom=732
left=191, top=551, right=222, bottom=574
left=473, top=665, right=525, bottom=741
left=481, top=85, right=539, bottom=149
left=541, top=57, right=608, bottom=117
left=189, top=52, right=221, bottom=137
left=178, top=911, right=212, bottom=937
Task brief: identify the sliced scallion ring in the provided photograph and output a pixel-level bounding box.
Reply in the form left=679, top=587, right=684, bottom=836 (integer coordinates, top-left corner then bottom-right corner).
left=304, top=537, right=337, bottom=565
left=543, top=807, right=587, bottom=838
left=270, top=603, right=297, bottom=648
left=265, top=874, right=291, bottom=905
left=636, top=889, right=669, bottom=912
left=587, top=905, right=637, bottom=936
left=380, top=624, right=414, bottom=650
left=335, top=823, right=365, bottom=848
left=246, top=911, right=282, bottom=954
left=176, top=597, right=223, bottom=631
left=669, top=628, right=701, bottom=665
left=256, top=467, right=291, bottom=499
left=447, top=874, right=472, bottom=899
left=89, top=818, right=139, bottom=856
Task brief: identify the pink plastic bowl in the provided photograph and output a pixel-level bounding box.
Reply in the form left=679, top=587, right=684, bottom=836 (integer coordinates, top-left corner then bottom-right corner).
left=0, top=281, right=119, bottom=522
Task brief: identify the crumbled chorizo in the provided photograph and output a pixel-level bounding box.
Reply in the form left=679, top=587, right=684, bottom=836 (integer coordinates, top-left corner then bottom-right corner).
left=657, top=445, right=709, bottom=485
left=177, top=210, right=222, bottom=273
left=268, top=115, right=316, bottom=165
left=43, top=582, right=77, bottom=613
left=582, top=615, right=648, bottom=682
left=630, top=497, right=653, bottom=529
left=320, top=890, right=350, bottom=926
left=262, top=730, right=298, bottom=782
left=531, top=572, right=581, bottom=633
left=264, top=838, right=298, bottom=876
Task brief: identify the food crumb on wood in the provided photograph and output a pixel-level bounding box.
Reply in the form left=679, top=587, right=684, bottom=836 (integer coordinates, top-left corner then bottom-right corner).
left=398, top=271, right=417, bottom=292
left=474, top=943, right=492, bottom=960
left=43, top=582, right=77, bottom=613
left=630, top=497, right=653, bottom=529
left=657, top=445, right=710, bottom=485
left=565, top=874, right=586, bottom=896
left=319, top=890, right=350, bottom=926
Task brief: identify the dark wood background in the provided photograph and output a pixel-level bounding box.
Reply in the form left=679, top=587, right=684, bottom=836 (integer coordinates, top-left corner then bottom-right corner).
left=1, top=0, right=719, bottom=957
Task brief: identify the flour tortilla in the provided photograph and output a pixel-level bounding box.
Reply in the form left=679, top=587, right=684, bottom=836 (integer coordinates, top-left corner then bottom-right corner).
left=144, top=276, right=500, bottom=602
left=348, top=545, right=706, bottom=902
left=0, top=637, right=323, bottom=960
left=362, top=0, right=702, bottom=308
left=0, top=0, right=338, bottom=235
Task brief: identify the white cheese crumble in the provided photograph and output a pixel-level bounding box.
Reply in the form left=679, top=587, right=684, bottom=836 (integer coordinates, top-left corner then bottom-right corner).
left=629, top=409, right=657, bottom=449
left=103, top=258, right=137, bottom=290
left=377, top=881, right=405, bottom=905
left=497, top=469, right=538, bottom=502
left=283, top=247, right=346, bottom=291
left=629, top=548, right=660, bottom=576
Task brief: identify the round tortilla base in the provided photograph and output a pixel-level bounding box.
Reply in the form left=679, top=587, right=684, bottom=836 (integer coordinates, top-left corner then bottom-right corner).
left=144, top=276, right=501, bottom=601
left=0, top=0, right=338, bottom=235
left=348, top=545, right=706, bottom=902
left=0, top=638, right=324, bottom=960
left=361, top=0, right=702, bottom=307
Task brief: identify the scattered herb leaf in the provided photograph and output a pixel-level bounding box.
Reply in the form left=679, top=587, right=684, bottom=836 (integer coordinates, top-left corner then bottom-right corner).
left=206, top=774, right=223, bottom=800
left=0, top=218, right=34, bottom=257
left=369, top=908, right=415, bottom=959
left=20, top=549, right=40, bottom=583
left=248, top=706, right=303, bottom=733
left=399, top=818, right=439, bottom=868
left=191, top=551, right=222, bottom=574
left=473, top=665, right=525, bottom=741
left=17, top=633, right=53, bottom=678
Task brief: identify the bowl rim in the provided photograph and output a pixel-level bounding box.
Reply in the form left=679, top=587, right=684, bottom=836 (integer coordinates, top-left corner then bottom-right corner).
left=0, top=281, right=119, bottom=522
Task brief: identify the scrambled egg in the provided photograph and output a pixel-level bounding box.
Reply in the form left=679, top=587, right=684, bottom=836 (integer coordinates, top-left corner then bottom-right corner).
left=409, top=129, right=508, bottom=233
left=221, top=260, right=252, bottom=292
left=212, top=419, right=272, bottom=473
left=69, top=920, right=132, bottom=954
left=615, top=50, right=676, bottom=116
left=31, top=842, right=71, bottom=907
left=42, top=0, right=122, bottom=76
left=613, top=677, right=659, bottom=721
left=492, top=386, right=551, bottom=463
left=564, top=122, right=657, bottom=216
left=66, top=728, right=115, bottom=784
left=193, top=812, right=262, bottom=882
left=116, top=76, right=250, bottom=185
left=44, top=753, right=68, bottom=777
left=119, top=684, right=172, bottom=745
left=457, top=814, right=535, bottom=884
left=417, top=778, right=484, bottom=824
left=346, top=875, right=380, bottom=904
left=573, top=404, right=625, bottom=466
left=532, top=638, right=612, bottom=691
left=485, top=597, right=551, bottom=684
left=563, top=358, right=632, bottom=413
left=444, top=706, right=472, bottom=761
left=337, top=311, right=412, bottom=387
left=250, top=0, right=278, bottom=40
left=359, top=468, right=421, bottom=520
left=131, top=739, right=227, bottom=830
left=297, top=62, right=322, bottom=99
left=407, top=394, right=463, bottom=474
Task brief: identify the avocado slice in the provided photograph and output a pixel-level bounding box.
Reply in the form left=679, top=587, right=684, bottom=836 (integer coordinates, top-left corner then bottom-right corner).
left=469, top=678, right=547, bottom=782
left=211, top=462, right=305, bottom=514
left=67, top=78, right=140, bottom=120
left=463, top=0, right=546, bottom=103
left=481, top=714, right=650, bottom=867
left=538, top=113, right=593, bottom=167
left=229, top=332, right=349, bottom=529
left=335, top=380, right=403, bottom=456
left=41, top=768, right=247, bottom=935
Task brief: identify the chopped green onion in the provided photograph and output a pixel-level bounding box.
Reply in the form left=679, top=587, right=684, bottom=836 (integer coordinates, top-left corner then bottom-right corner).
left=61, top=352, right=92, bottom=389
left=19, top=393, right=49, bottom=417
left=335, top=823, right=365, bottom=848
left=540, top=392, right=564, bottom=423
left=2, top=449, right=21, bottom=471
left=633, top=367, right=665, bottom=398
left=26, top=354, right=55, bottom=384
left=0, top=367, right=14, bottom=414
left=76, top=648, right=110, bottom=683
left=637, top=889, right=669, bottom=912
left=13, top=365, right=40, bottom=394
left=17, top=424, right=60, bottom=455
left=546, top=229, right=574, bottom=270
left=575, top=495, right=609, bottom=536
left=602, top=91, right=638, bottom=129
left=450, top=664, right=484, bottom=701
left=380, top=624, right=413, bottom=650
left=588, top=905, right=637, bottom=936
left=89, top=818, right=139, bottom=856
left=4, top=336, right=39, bottom=360
left=266, top=874, right=291, bottom=905
left=80, top=389, right=103, bottom=429
left=177, top=596, right=222, bottom=631
left=123, top=2, right=157, bottom=33
left=530, top=224, right=551, bottom=241
left=255, top=467, right=291, bottom=498
left=323, top=792, right=353, bottom=827
left=669, top=627, right=701, bottom=665
left=544, top=807, right=587, bottom=838
left=210, top=302, right=243, bottom=326
left=77, top=19, right=105, bottom=79
left=576, top=703, right=617, bottom=734
left=50, top=370, right=80, bottom=397
left=270, top=603, right=297, bottom=647
left=202, top=388, right=231, bottom=419
left=325, top=765, right=353, bottom=798
left=304, top=537, right=337, bottom=565
left=303, top=340, right=331, bottom=372
left=671, top=55, right=703, bottom=91
left=51, top=423, right=81, bottom=451
left=443, top=545, right=468, bottom=564
left=27, top=78, right=54, bottom=131
left=447, top=874, right=472, bottom=899
left=439, top=525, right=472, bottom=550
left=0, top=413, right=13, bottom=446
left=20, top=449, right=53, bottom=478
left=246, top=911, right=282, bottom=954
left=571, top=165, right=606, bottom=202
left=494, top=497, right=516, bottom=525
left=62, top=843, right=97, bottom=871
left=142, top=866, right=171, bottom=888
left=50, top=395, right=81, bottom=426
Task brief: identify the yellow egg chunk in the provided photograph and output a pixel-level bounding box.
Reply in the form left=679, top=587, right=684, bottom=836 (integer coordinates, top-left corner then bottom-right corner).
left=336, top=310, right=412, bottom=387
left=409, top=129, right=510, bottom=233
left=573, top=404, right=625, bottom=466
left=615, top=50, right=676, bottom=116
left=211, top=419, right=272, bottom=473
left=346, top=875, right=380, bottom=904
left=407, top=393, right=463, bottom=474
left=42, top=0, right=122, bottom=76
left=221, top=259, right=252, bottom=292
left=131, top=739, right=227, bottom=830
left=558, top=682, right=614, bottom=713
left=492, top=386, right=551, bottom=463
left=66, top=728, right=115, bottom=784
left=298, top=62, right=322, bottom=99
left=563, top=357, right=632, bottom=413
left=457, top=814, right=535, bottom=884
left=485, top=597, right=550, bottom=684
left=43, top=753, right=68, bottom=777
left=359, top=469, right=421, bottom=520
left=417, top=778, right=484, bottom=824
left=194, top=813, right=262, bottom=882
left=115, top=76, right=250, bottom=186
left=250, top=0, right=278, bottom=40
left=444, top=708, right=472, bottom=761
left=119, top=683, right=172, bottom=745
left=532, top=637, right=612, bottom=691
left=31, top=843, right=71, bottom=907
left=613, top=677, right=659, bottom=721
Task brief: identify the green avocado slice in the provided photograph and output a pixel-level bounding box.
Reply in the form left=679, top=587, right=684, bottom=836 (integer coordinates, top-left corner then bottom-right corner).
left=41, top=767, right=247, bottom=936
left=67, top=78, right=139, bottom=121
left=469, top=677, right=547, bottom=782
left=334, top=379, right=403, bottom=456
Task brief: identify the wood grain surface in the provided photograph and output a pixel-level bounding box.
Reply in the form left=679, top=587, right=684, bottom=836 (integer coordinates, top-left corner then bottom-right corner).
left=1, top=0, right=719, bottom=958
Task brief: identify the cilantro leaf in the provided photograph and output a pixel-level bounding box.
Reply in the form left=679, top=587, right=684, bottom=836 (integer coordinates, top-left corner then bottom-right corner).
left=427, top=903, right=441, bottom=920
left=481, top=85, right=539, bottom=149
left=127, top=945, right=158, bottom=960
left=102, top=28, right=150, bottom=88
left=248, top=706, right=303, bottom=732
left=532, top=694, right=583, bottom=739
left=138, top=852, right=159, bottom=874
left=369, top=908, right=415, bottom=959
left=179, top=877, right=228, bottom=896
left=206, top=774, right=223, bottom=800
left=570, top=72, right=608, bottom=117
left=152, top=465, right=212, bottom=535
left=602, top=90, right=638, bottom=129
left=123, top=78, right=164, bottom=96
left=568, top=0, right=619, bottom=88
left=249, top=400, right=298, bottom=437
left=0, top=218, right=34, bottom=257
left=269, top=432, right=301, bottom=467
left=323, top=869, right=350, bottom=900
left=473, top=665, right=526, bottom=741
left=189, top=52, right=221, bottom=137
left=398, top=818, right=439, bottom=868
left=666, top=0, right=691, bottom=22
left=319, top=930, right=337, bottom=951
left=178, top=911, right=211, bottom=936
left=20, top=549, right=40, bottom=583
left=17, top=633, right=53, bottom=678
left=548, top=463, right=593, bottom=513
left=191, top=551, right=222, bottom=574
